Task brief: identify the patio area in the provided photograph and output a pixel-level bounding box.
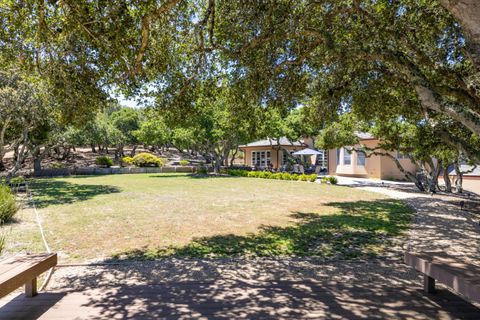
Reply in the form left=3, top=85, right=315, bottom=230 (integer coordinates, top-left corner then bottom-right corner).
left=1, top=259, right=479, bottom=319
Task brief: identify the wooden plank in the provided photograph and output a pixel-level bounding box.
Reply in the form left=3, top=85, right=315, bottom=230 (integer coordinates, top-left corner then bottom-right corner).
left=25, top=278, right=37, bottom=297
left=405, top=252, right=480, bottom=303
left=0, top=254, right=57, bottom=299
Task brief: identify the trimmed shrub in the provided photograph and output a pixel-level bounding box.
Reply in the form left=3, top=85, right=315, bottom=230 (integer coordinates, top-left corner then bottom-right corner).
left=228, top=169, right=249, bottom=177
left=122, top=156, right=134, bottom=166
left=321, top=176, right=338, bottom=185
left=96, top=156, right=113, bottom=167
left=179, top=160, right=190, bottom=166
left=289, top=174, right=300, bottom=181
left=132, top=153, right=163, bottom=167
left=308, top=174, right=318, bottom=182
left=247, top=171, right=257, bottom=178
left=196, top=166, right=208, bottom=174
left=281, top=172, right=292, bottom=180
left=0, top=184, right=18, bottom=224
left=271, top=173, right=282, bottom=180
left=298, top=174, right=309, bottom=181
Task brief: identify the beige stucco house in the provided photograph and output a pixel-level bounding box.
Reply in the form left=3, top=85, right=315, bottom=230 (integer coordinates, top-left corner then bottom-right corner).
left=447, top=165, right=480, bottom=194
left=328, top=133, right=418, bottom=180
left=239, top=137, right=328, bottom=170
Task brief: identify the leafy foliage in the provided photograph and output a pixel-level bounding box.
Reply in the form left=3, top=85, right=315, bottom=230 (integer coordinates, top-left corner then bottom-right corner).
left=179, top=160, right=190, bottom=166
left=132, top=153, right=163, bottom=167
left=122, top=156, right=134, bottom=166
left=95, top=156, right=114, bottom=167
left=231, top=170, right=317, bottom=182
left=0, top=184, right=18, bottom=224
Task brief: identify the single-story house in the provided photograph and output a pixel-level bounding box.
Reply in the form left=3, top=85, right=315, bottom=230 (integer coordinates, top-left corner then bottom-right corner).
left=447, top=164, right=480, bottom=194
left=239, top=137, right=328, bottom=170
left=328, top=133, right=418, bottom=180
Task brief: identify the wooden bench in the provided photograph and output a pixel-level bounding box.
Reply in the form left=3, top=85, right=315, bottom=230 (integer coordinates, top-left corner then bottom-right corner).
left=0, top=253, right=57, bottom=299
left=405, top=252, right=480, bottom=303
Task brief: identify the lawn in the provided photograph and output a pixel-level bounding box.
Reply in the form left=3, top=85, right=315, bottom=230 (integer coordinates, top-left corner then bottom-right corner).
left=2, top=174, right=413, bottom=263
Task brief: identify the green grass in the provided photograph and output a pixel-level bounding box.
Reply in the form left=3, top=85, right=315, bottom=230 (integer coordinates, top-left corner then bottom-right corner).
left=1, top=174, right=413, bottom=262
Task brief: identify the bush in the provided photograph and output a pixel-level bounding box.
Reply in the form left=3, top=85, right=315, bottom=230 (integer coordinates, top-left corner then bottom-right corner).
left=271, top=173, right=282, bottom=180
left=258, top=171, right=272, bottom=179
left=281, top=172, right=292, bottom=180
left=122, top=156, right=134, bottom=166
left=308, top=174, right=318, bottom=182
left=49, top=162, right=65, bottom=169
left=179, top=160, right=190, bottom=166
left=289, top=174, right=299, bottom=181
left=321, top=176, right=338, bottom=185
left=196, top=166, right=208, bottom=174
left=132, top=153, right=163, bottom=167
left=0, top=184, right=18, bottom=224
left=298, top=174, right=309, bottom=181
left=247, top=171, right=257, bottom=178
left=96, top=156, right=113, bottom=167
left=228, top=169, right=249, bottom=177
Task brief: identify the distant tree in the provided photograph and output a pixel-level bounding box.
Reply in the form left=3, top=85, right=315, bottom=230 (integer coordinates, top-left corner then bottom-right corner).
left=110, top=108, right=141, bottom=157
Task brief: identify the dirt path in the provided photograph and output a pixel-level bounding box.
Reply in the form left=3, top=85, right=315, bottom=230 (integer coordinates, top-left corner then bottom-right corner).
left=360, top=185, right=480, bottom=265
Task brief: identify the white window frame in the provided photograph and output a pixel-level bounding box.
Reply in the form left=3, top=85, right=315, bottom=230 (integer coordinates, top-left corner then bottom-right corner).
left=252, top=150, right=271, bottom=168
left=357, top=150, right=366, bottom=166
left=343, top=147, right=352, bottom=165
left=316, top=150, right=328, bottom=168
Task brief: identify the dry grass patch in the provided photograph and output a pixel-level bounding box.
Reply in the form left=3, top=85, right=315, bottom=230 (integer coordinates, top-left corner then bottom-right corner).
left=1, top=174, right=412, bottom=262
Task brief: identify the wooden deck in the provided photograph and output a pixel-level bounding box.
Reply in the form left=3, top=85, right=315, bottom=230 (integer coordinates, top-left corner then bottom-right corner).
left=0, top=280, right=479, bottom=319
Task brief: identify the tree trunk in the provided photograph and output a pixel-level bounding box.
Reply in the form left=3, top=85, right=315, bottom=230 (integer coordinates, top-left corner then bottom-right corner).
left=130, top=145, right=137, bottom=157
left=0, top=159, right=4, bottom=172
left=454, top=162, right=464, bottom=193
left=33, top=157, right=42, bottom=174
left=443, top=165, right=452, bottom=193
left=91, top=144, right=96, bottom=153
left=230, top=148, right=239, bottom=167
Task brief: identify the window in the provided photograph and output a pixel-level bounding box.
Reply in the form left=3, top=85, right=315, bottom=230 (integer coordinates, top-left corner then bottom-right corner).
left=336, top=148, right=341, bottom=165
left=343, top=147, right=351, bottom=165
left=316, top=150, right=328, bottom=168
left=357, top=151, right=366, bottom=166
left=252, top=151, right=271, bottom=168
left=397, top=152, right=409, bottom=160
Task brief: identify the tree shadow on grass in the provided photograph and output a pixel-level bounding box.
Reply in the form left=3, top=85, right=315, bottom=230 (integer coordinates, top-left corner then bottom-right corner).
left=31, top=180, right=121, bottom=209
left=111, top=199, right=413, bottom=261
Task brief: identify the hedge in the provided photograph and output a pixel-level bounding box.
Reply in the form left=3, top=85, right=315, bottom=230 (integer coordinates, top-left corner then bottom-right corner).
left=228, top=169, right=317, bottom=182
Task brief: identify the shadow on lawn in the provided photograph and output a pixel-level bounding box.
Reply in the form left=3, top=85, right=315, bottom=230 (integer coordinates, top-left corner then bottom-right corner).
left=31, top=180, right=121, bottom=208
left=111, top=199, right=413, bottom=261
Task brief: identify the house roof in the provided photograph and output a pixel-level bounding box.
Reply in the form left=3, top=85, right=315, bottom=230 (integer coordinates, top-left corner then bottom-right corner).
left=448, top=164, right=480, bottom=176
left=239, top=137, right=304, bottom=148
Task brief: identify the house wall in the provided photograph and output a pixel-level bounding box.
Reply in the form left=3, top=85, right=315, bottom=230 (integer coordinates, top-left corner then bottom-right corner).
left=328, top=139, right=381, bottom=178
left=379, top=156, right=417, bottom=180
left=447, top=175, right=480, bottom=195
left=328, top=139, right=418, bottom=180
left=241, top=145, right=304, bottom=169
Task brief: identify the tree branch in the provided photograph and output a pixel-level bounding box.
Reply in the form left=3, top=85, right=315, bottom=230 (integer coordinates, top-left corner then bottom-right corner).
left=132, top=0, right=183, bottom=76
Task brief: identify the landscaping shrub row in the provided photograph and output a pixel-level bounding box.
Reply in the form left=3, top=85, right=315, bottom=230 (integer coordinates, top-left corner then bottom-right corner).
left=228, top=169, right=338, bottom=184
left=228, top=169, right=318, bottom=182
left=95, top=153, right=165, bottom=168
